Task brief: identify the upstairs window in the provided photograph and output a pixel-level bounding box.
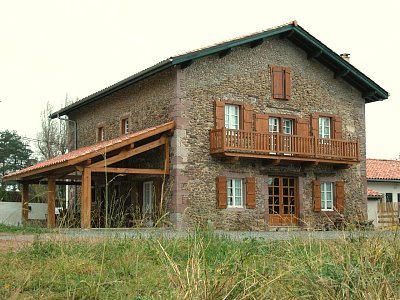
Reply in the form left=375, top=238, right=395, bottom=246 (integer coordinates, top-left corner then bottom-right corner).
left=319, top=117, right=331, bottom=139
left=224, top=104, right=240, bottom=130
left=271, top=66, right=292, bottom=100
left=268, top=117, right=294, bottom=135
left=121, top=118, right=129, bottom=134
left=97, top=126, right=105, bottom=142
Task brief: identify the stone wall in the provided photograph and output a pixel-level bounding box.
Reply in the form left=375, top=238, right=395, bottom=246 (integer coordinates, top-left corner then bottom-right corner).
left=178, top=37, right=366, bottom=230
left=68, top=68, right=176, bottom=148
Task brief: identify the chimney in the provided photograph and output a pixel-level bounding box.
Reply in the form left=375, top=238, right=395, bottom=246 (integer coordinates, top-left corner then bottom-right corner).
left=340, top=53, right=350, bottom=62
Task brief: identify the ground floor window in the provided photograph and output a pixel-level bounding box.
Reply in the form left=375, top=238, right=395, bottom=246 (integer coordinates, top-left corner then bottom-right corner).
left=321, top=182, right=334, bottom=210
left=227, top=178, right=243, bottom=208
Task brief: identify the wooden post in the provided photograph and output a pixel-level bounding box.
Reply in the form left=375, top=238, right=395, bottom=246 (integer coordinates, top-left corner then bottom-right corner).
left=21, top=183, right=29, bottom=225
left=164, top=137, right=170, bottom=173
left=81, top=168, right=92, bottom=229
left=47, top=177, right=56, bottom=228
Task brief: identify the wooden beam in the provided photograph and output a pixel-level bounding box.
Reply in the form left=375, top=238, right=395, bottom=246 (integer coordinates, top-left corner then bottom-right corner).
left=21, top=183, right=29, bottom=225
left=89, top=136, right=168, bottom=168
left=164, top=139, right=170, bottom=173
left=307, top=50, right=322, bottom=60
left=180, top=59, right=193, bottom=69
left=334, top=69, right=350, bottom=79
left=47, top=177, right=56, bottom=228
left=222, top=157, right=240, bottom=164
left=81, top=168, right=92, bottom=229
left=218, top=48, right=231, bottom=58
left=90, top=167, right=168, bottom=175
left=249, top=39, right=264, bottom=48
left=280, top=30, right=294, bottom=39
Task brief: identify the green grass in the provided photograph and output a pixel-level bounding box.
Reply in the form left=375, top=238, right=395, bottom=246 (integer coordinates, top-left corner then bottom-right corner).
left=0, top=223, right=49, bottom=234
left=0, top=230, right=399, bottom=299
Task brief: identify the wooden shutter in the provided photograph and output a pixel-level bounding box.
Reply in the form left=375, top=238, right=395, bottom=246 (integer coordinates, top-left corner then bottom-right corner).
left=296, top=118, right=310, bottom=136
left=216, top=176, right=227, bottom=208
left=311, top=113, right=319, bottom=137
left=313, top=180, right=321, bottom=212
left=333, top=116, right=342, bottom=140
left=271, top=66, right=284, bottom=99
left=284, top=68, right=292, bottom=100
left=255, top=114, right=268, bottom=132
left=335, top=181, right=345, bottom=213
left=242, top=104, right=253, bottom=131
left=215, top=101, right=225, bottom=129
left=246, top=177, right=256, bottom=209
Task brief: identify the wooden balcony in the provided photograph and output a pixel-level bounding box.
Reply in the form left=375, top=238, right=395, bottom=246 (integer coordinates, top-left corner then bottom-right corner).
left=210, top=128, right=360, bottom=165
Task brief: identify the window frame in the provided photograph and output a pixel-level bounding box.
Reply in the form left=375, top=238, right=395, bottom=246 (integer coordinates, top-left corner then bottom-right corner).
left=268, top=114, right=296, bottom=135
left=97, top=126, right=105, bottom=142
left=227, top=178, right=244, bottom=208
left=120, top=118, right=129, bottom=135
left=321, top=181, right=334, bottom=211
left=318, top=116, right=331, bottom=139
left=224, top=104, right=240, bottom=130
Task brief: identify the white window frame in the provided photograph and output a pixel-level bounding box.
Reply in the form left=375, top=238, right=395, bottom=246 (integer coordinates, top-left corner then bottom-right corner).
left=227, top=178, right=244, bottom=208
left=224, top=104, right=240, bottom=130
left=269, top=117, right=280, bottom=134
left=319, top=117, right=331, bottom=139
left=321, top=182, right=334, bottom=211
left=283, top=118, right=293, bottom=135
left=143, top=181, right=153, bottom=214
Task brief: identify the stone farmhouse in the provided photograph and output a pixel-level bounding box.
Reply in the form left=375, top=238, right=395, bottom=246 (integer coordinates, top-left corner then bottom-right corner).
left=3, top=21, right=388, bottom=230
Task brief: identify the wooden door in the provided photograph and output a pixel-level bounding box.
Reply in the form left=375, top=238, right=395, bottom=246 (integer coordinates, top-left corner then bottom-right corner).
left=268, top=176, right=298, bottom=225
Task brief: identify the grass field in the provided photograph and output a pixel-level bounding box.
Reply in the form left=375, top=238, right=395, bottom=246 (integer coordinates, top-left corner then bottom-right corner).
left=0, top=229, right=399, bottom=299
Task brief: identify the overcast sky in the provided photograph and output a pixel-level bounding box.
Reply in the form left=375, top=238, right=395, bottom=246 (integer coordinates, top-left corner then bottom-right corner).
left=0, top=0, right=398, bottom=159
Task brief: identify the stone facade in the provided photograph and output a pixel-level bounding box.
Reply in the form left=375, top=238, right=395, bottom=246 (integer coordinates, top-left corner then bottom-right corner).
left=67, top=36, right=368, bottom=230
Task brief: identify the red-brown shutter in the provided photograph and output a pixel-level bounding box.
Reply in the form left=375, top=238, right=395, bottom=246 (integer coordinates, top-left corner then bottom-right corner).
left=296, top=118, right=310, bottom=136
left=335, top=181, right=345, bottom=213
left=313, top=180, right=321, bottom=212
left=246, top=177, right=256, bottom=209
left=242, top=104, right=253, bottom=131
left=255, top=114, right=268, bottom=132
left=216, top=176, right=227, bottom=208
left=271, top=66, right=284, bottom=99
left=284, top=67, right=292, bottom=100
left=311, top=113, right=319, bottom=137
left=333, top=116, right=342, bottom=140
left=215, top=101, right=225, bottom=129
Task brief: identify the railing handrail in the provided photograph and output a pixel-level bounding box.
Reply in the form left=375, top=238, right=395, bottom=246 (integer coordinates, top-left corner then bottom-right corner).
left=210, top=128, right=359, bottom=161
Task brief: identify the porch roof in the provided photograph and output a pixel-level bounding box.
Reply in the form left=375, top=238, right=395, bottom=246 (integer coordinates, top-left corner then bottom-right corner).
left=2, top=121, right=175, bottom=182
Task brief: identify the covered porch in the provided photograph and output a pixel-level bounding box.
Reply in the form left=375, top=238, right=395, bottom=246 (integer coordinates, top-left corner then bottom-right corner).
left=2, top=121, right=175, bottom=229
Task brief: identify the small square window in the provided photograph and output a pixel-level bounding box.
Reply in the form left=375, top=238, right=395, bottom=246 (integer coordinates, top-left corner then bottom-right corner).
left=121, top=118, right=129, bottom=134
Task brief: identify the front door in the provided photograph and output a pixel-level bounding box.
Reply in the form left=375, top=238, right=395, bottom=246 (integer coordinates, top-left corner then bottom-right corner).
left=268, top=176, right=298, bottom=225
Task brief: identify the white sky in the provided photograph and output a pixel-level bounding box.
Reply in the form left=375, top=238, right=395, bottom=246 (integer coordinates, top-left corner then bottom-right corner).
left=0, top=0, right=399, bottom=159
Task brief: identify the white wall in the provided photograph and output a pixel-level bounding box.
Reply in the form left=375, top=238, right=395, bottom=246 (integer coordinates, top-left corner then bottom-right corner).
left=368, top=181, right=400, bottom=203
left=367, top=199, right=379, bottom=227
left=0, top=202, right=47, bottom=226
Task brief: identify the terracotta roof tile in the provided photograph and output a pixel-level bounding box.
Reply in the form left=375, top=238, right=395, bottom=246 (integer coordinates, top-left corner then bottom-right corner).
left=367, top=188, right=382, bottom=197
left=366, top=159, right=400, bottom=180
left=2, top=121, right=174, bottom=180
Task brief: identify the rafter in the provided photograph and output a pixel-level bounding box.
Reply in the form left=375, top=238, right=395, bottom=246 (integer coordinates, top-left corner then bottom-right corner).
left=334, top=69, right=350, bottom=79
left=218, top=48, right=232, bottom=58
left=89, top=136, right=167, bottom=168
left=249, top=39, right=264, bottom=48
left=90, top=167, right=168, bottom=175
left=307, top=49, right=322, bottom=60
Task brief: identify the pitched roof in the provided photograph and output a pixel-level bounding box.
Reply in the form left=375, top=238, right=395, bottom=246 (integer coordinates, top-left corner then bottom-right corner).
left=2, top=121, right=175, bottom=181
left=366, top=159, right=400, bottom=181
left=51, top=21, right=388, bottom=119
left=367, top=188, right=383, bottom=197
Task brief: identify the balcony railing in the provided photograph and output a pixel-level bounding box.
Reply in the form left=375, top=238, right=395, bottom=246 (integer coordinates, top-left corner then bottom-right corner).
left=210, top=128, right=359, bottom=163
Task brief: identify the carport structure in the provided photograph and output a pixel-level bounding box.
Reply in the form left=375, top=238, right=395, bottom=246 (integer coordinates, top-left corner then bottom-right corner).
left=2, top=121, right=175, bottom=229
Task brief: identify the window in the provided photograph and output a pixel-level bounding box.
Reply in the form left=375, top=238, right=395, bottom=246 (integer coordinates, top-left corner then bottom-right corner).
left=268, top=117, right=294, bottom=134
left=143, top=181, right=153, bottom=214
left=216, top=176, right=255, bottom=209
left=227, top=178, right=243, bottom=208
left=271, top=66, right=291, bottom=100
left=313, top=180, right=344, bottom=213
left=121, top=118, right=129, bottom=134
left=97, top=127, right=105, bottom=142
left=321, top=182, right=334, bottom=211
left=319, top=117, right=331, bottom=139
left=224, top=104, right=240, bottom=130
left=386, top=193, right=393, bottom=203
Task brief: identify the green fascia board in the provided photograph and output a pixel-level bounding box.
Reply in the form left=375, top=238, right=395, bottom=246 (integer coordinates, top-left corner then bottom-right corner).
left=51, top=23, right=388, bottom=118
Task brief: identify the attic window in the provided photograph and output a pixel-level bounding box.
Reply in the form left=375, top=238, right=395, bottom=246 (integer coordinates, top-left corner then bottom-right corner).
left=270, top=66, right=292, bottom=100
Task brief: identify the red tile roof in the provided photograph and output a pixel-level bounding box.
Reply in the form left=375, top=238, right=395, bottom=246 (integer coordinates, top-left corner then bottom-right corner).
left=367, top=188, right=382, bottom=197
left=366, top=159, right=400, bottom=180
left=2, top=121, right=174, bottom=181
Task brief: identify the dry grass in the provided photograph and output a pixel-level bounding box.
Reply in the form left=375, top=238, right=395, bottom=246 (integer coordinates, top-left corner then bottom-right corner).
left=0, top=229, right=399, bottom=299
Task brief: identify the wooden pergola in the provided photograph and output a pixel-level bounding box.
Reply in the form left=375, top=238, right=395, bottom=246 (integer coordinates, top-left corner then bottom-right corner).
left=2, top=121, right=175, bottom=229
